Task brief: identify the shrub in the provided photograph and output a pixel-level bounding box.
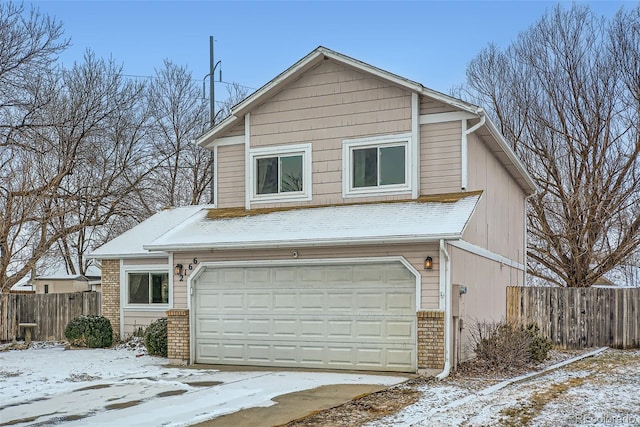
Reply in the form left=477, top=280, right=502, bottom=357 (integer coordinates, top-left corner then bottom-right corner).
left=64, top=315, right=113, bottom=348
left=144, top=317, right=168, bottom=357
left=469, top=319, right=551, bottom=372
left=524, top=323, right=552, bottom=362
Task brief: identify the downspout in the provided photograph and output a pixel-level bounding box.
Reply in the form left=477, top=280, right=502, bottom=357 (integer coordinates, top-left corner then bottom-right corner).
left=461, top=114, right=486, bottom=190
left=436, top=239, right=452, bottom=380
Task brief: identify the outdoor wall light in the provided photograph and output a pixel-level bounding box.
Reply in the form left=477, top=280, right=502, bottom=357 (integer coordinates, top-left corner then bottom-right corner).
left=424, top=256, right=433, bottom=270
left=174, top=264, right=183, bottom=275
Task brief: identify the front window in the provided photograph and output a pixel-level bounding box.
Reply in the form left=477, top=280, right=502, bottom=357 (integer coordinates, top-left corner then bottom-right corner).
left=343, top=134, right=412, bottom=197
left=250, top=143, right=312, bottom=203
left=128, top=272, right=169, bottom=304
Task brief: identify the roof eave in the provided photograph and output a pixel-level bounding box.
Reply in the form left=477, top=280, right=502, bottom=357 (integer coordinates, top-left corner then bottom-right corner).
left=87, top=252, right=169, bottom=260
left=480, top=112, right=538, bottom=195
left=143, top=233, right=463, bottom=252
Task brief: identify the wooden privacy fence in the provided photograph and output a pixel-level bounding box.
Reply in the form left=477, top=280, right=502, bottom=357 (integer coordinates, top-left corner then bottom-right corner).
left=507, top=286, right=640, bottom=349
left=0, top=292, right=101, bottom=342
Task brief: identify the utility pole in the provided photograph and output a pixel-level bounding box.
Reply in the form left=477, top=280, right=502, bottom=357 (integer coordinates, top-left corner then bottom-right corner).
left=207, top=36, right=221, bottom=204
left=209, top=35, right=215, bottom=126
left=209, top=35, right=215, bottom=204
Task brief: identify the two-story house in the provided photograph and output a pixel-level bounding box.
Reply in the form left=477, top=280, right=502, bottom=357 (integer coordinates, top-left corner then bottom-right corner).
left=90, top=47, right=536, bottom=375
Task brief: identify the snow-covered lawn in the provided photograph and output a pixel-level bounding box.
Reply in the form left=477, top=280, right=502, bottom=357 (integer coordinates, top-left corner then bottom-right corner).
left=369, top=348, right=640, bottom=427
left=0, top=341, right=405, bottom=426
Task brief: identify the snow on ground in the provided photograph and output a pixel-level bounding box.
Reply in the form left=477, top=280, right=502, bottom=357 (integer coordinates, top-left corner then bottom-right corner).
left=368, top=349, right=640, bottom=427
left=0, top=341, right=405, bottom=426
left=3, top=343, right=639, bottom=427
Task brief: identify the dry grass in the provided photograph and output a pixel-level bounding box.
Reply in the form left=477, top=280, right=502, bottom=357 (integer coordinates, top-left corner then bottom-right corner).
left=499, top=376, right=590, bottom=426
left=206, top=190, right=483, bottom=220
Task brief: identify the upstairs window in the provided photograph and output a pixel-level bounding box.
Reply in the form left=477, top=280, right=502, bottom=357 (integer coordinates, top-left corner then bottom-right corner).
left=256, top=154, right=303, bottom=194
left=250, top=143, right=312, bottom=203
left=343, top=134, right=412, bottom=197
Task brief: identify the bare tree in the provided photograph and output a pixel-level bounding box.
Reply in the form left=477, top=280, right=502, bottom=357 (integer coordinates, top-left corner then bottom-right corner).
left=47, top=53, right=159, bottom=275
left=145, top=61, right=210, bottom=207
left=0, top=45, right=161, bottom=289
left=463, top=4, right=640, bottom=287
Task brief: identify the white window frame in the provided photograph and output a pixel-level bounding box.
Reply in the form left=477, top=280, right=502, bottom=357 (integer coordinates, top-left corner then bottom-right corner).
left=342, top=133, right=413, bottom=198
left=123, top=267, right=171, bottom=310
left=249, top=143, right=312, bottom=204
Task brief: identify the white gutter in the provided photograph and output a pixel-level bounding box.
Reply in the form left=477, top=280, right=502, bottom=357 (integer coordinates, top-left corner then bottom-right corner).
left=436, top=239, right=452, bottom=380
left=143, top=233, right=463, bottom=252
left=461, top=114, right=486, bottom=190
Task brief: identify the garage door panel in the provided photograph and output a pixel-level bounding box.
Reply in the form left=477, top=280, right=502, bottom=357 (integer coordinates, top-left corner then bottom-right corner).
left=327, top=347, right=354, bottom=365
left=273, top=293, right=297, bottom=310
left=219, top=293, right=244, bottom=310
left=274, top=345, right=297, bottom=362
left=357, top=348, right=383, bottom=365
left=300, top=320, right=324, bottom=337
left=387, top=349, right=414, bottom=367
left=246, top=293, right=270, bottom=310
left=387, top=292, right=414, bottom=310
left=387, top=321, right=414, bottom=339
left=327, top=293, right=353, bottom=310
left=193, top=262, right=416, bottom=372
left=327, top=320, right=352, bottom=337
left=273, top=319, right=297, bottom=336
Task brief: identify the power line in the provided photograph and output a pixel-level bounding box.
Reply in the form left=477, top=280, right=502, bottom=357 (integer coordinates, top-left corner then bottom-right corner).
left=121, top=74, right=256, bottom=92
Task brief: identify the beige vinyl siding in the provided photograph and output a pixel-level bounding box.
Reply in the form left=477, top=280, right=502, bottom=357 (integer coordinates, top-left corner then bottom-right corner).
left=217, top=144, right=245, bottom=208
left=449, top=245, right=523, bottom=362
left=420, top=97, right=458, bottom=115
left=122, top=310, right=167, bottom=336
left=172, top=243, right=439, bottom=311
left=420, top=121, right=462, bottom=194
left=225, top=119, right=245, bottom=137
left=243, top=60, right=411, bottom=207
left=464, top=133, right=526, bottom=262
left=122, top=258, right=168, bottom=266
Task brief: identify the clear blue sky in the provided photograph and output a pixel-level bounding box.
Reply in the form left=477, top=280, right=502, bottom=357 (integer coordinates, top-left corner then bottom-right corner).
left=28, top=1, right=635, bottom=97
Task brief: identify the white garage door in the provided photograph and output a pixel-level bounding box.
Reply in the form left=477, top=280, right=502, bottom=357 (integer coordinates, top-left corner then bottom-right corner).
left=192, top=261, right=417, bottom=372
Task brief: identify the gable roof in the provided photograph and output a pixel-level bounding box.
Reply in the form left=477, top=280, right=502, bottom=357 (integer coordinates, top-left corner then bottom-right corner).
left=89, top=205, right=209, bottom=259
left=195, top=46, right=536, bottom=195
left=197, top=46, right=481, bottom=147
left=143, top=192, right=482, bottom=252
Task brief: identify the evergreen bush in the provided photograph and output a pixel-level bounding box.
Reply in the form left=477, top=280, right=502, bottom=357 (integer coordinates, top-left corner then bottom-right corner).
left=144, top=317, right=168, bottom=357
left=64, top=315, right=113, bottom=348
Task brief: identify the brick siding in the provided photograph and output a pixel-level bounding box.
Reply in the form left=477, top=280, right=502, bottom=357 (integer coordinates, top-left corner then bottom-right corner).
left=417, top=310, right=445, bottom=369
left=100, top=259, right=121, bottom=339
left=167, top=309, right=190, bottom=364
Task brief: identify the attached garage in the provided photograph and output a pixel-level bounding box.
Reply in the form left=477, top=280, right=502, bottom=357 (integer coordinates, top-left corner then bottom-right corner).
left=191, top=260, right=418, bottom=372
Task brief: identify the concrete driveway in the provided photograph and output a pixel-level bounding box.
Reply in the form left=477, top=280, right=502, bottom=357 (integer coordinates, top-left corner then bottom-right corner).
left=0, top=344, right=411, bottom=426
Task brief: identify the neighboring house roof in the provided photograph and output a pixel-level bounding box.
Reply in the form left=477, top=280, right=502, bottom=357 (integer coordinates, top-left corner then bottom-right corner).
left=89, top=205, right=209, bottom=259
left=195, top=46, right=537, bottom=195
left=143, top=192, right=481, bottom=252
left=35, top=265, right=102, bottom=280
left=9, top=276, right=33, bottom=292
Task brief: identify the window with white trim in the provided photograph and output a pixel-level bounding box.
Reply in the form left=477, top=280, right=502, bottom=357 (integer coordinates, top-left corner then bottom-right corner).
left=127, top=271, right=169, bottom=305
left=343, top=134, right=412, bottom=197
left=250, top=143, right=312, bottom=203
